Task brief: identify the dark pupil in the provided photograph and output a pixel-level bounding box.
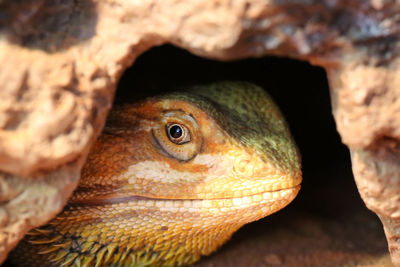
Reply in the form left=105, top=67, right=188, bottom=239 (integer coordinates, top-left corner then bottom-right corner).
left=169, top=125, right=183, bottom=139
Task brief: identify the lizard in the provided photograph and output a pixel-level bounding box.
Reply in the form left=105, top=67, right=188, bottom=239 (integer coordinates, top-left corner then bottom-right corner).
left=8, top=81, right=302, bottom=267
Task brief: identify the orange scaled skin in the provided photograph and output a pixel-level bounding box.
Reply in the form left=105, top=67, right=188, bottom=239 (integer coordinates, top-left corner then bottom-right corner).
left=9, top=82, right=302, bottom=267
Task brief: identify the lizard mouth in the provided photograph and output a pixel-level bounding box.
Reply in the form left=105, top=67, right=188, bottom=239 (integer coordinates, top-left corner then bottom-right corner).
left=70, top=185, right=301, bottom=208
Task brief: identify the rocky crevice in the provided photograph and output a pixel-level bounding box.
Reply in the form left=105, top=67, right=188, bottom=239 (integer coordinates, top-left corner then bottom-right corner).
left=0, top=0, right=399, bottom=264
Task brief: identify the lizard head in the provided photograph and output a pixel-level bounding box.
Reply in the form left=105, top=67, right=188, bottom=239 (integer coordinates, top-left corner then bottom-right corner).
left=78, top=82, right=301, bottom=201
left=74, top=81, right=301, bottom=263
left=15, top=82, right=301, bottom=267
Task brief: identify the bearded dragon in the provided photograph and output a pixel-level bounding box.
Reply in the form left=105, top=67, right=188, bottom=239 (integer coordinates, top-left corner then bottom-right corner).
left=8, top=81, right=302, bottom=266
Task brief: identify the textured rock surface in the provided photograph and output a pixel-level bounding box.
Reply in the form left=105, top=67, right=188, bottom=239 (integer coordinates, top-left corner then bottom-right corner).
left=0, top=0, right=400, bottom=264
left=0, top=163, right=81, bottom=265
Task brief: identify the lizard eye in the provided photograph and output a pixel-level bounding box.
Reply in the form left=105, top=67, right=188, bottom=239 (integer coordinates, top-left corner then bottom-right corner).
left=152, top=111, right=201, bottom=161
left=166, top=124, right=190, bottom=144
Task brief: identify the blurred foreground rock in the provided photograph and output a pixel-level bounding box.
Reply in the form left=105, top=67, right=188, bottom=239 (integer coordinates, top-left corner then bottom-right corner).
left=0, top=0, right=399, bottom=264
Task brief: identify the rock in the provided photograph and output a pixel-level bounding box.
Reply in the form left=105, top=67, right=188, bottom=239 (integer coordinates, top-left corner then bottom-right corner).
left=264, top=253, right=283, bottom=265
left=0, top=0, right=399, bottom=265
left=0, top=163, right=81, bottom=264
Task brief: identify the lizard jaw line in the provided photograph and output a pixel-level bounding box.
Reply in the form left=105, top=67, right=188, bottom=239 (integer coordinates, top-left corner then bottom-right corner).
left=70, top=185, right=301, bottom=208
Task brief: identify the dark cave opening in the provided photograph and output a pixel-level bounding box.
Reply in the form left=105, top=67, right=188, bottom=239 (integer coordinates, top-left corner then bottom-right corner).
left=115, top=45, right=389, bottom=266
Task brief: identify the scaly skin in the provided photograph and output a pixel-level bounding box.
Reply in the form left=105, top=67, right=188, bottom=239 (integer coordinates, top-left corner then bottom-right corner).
left=8, top=82, right=302, bottom=266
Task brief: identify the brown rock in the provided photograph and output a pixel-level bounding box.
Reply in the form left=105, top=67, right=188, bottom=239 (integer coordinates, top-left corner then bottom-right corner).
left=264, top=253, right=283, bottom=265
left=0, top=163, right=81, bottom=264
left=0, top=0, right=400, bottom=265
